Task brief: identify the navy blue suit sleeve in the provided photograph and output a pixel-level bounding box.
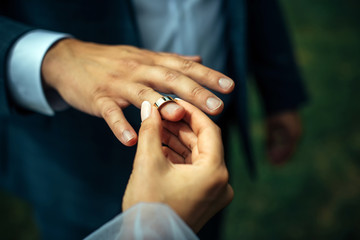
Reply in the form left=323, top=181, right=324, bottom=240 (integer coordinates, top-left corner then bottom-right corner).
left=247, top=0, right=308, bottom=116
left=0, top=16, right=33, bottom=117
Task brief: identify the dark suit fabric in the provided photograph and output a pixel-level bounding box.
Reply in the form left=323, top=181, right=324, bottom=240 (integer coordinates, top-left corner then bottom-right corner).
left=0, top=0, right=307, bottom=239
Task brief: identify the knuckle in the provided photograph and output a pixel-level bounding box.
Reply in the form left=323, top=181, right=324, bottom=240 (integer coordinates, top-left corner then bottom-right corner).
left=163, top=70, right=179, bottom=83
left=162, top=147, right=171, bottom=159
left=180, top=149, right=190, bottom=159
left=136, top=87, right=153, bottom=99
left=125, top=59, right=141, bottom=70
left=93, top=94, right=108, bottom=114
left=161, top=132, right=171, bottom=146
left=110, top=120, right=125, bottom=134
left=106, top=72, right=121, bottom=80
left=214, top=125, right=222, bottom=136
left=190, top=86, right=206, bottom=98
left=92, top=85, right=108, bottom=100
left=224, top=185, right=235, bottom=204
left=203, top=69, right=213, bottom=79
left=213, top=168, right=230, bottom=188
left=91, top=85, right=115, bottom=108
left=140, top=122, right=156, bottom=135
left=220, top=168, right=230, bottom=184
left=118, top=59, right=141, bottom=71
left=101, top=105, right=119, bottom=119
left=186, top=142, right=193, bottom=150
left=180, top=59, right=194, bottom=72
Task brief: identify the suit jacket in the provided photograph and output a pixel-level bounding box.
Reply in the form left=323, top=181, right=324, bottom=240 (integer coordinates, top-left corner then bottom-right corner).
left=0, top=0, right=307, bottom=239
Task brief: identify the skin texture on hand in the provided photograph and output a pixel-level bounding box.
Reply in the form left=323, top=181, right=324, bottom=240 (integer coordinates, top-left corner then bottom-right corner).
left=266, top=111, right=302, bottom=165
left=41, top=38, right=234, bottom=146
left=122, top=100, right=234, bottom=233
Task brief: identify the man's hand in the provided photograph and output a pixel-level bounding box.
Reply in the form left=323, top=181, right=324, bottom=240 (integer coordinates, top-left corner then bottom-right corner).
left=41, top=39, right=234, bottom=146
left=122, top=100, right=233, bottom=233
left=266, top=111, right=302, bottom=165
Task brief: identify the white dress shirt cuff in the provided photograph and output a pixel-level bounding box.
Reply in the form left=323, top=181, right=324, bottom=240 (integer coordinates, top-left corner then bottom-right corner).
left=7, top=29, right=71, bottom=116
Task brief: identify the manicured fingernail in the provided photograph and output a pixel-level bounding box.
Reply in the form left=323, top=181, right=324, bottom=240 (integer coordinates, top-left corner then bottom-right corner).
left=163, top=102, right=181, bottom=115
left=141, top=101, right=152, bottom=122
left=219, top=78, right=233, bottom=90
left=206, top=97, right=222, bottom=111
left=123, top=130, right=135, bottom=142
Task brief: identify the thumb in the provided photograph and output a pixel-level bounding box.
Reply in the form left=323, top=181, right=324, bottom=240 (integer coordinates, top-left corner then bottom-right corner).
left=136, top=101, right=163, bottom=163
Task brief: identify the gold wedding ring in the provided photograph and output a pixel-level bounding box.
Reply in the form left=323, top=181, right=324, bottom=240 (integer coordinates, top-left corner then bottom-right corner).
left=154, top=96, right=175, bottom=109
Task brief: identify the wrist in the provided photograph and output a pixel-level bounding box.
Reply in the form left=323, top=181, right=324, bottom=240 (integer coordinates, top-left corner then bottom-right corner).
left=41, top=38, right=78, bottom=90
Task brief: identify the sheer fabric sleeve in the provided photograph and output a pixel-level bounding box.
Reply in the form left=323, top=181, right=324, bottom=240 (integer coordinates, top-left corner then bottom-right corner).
left=85, top=202, right=198, bottom=240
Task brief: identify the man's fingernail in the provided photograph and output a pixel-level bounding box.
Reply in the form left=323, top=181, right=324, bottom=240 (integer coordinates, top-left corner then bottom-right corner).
left=123, top=130, right=135, bottom=142
left=219, top=78, right=233, bottom=90
left=141, top=101, right=152, bottom=121
left=206, top=97, right=222, bottom=111
left=163, top=102, right=181, bottom=115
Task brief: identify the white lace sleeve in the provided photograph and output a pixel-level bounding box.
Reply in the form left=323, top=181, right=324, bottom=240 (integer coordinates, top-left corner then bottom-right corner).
left=84, top=202, right=198, bottom=240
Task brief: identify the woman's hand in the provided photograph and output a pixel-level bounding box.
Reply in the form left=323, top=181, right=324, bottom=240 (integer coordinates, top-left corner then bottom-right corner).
left=122, top=100, right=233, bottom=233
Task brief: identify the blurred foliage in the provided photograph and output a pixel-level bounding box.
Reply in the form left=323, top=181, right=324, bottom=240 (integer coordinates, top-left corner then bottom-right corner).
left=0, top=0, right=359, bottom=239
left=224, top=0, right=360, bottom=239
left=0, top=191, right=38, bottom=240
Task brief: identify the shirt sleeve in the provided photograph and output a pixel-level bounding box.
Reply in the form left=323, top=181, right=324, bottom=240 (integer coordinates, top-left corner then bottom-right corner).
left=84, top=202, right=199, bottom=240
left=7, top=29, right=71, bottom=116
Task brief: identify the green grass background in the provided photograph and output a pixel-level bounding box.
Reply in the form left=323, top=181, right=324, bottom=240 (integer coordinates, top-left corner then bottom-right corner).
left=224, top=0, right=360, bottom=239
left=1, top=0, right=359, bottom=239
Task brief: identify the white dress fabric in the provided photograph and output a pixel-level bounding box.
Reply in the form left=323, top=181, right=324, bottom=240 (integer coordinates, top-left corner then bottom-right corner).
left=85, top=202, right=198, bottom=240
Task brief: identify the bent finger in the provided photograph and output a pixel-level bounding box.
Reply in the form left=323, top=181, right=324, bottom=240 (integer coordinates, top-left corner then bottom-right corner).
left=97, top=97, right=137, bottom=146
left=162, top=120, right=198, bottom=152
left=175, top=99, right=224, bottom=163
left=161, top=127, right=192, bottom=162
left=162, top=146, right=185, bottom=164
